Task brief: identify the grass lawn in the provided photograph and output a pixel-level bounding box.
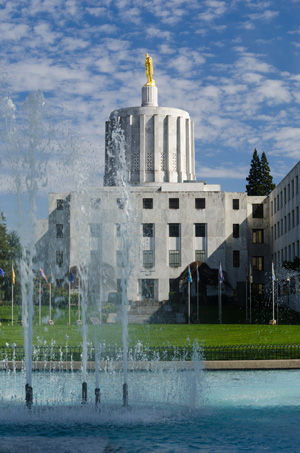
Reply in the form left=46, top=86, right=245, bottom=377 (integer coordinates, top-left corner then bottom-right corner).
left=0, top=304, right=300, bottom=348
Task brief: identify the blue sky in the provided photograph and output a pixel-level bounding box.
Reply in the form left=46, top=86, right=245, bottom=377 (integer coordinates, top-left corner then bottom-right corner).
left=1, top=0, right=300, bottom=229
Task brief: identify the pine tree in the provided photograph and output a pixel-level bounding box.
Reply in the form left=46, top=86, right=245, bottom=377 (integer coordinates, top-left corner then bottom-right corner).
left=246, top=149, right=275, bottom=196
left=246, top=149, right=262, bottom=195
left=260, top=151, right=276, bottom=195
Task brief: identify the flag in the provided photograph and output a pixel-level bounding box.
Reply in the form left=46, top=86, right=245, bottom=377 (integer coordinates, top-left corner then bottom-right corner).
left=50, top=266, right=55, bottom=285
left=272, top=261, right=276, bottom=282
left=245, top=265, right=249, bottom=282
left=188, top=266, right=193, bottom=283
left=219, top=263, right=224, bottom=283
left=12, top=266, right=15, bottom=285
left=196, top=266, right=200, bottom=283
left=68, top=269, right=74, bottom=283
left=0, top=268, right=4, bottom=278
left=40, top=267, right=48, bottom=282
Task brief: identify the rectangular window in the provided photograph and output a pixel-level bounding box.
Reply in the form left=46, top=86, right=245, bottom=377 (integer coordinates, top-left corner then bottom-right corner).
left=284, top=187, right=287, bottom=204
left=292, top=180, right=295, bottom=198
left=195, top=198, right=205, bottom=209
left=195, top=223, right=206, bottom=237
left=143, top=250, right=154, bottom=268
left=252, top=203, right=263, bottom=218
left=195, top=250, right=206, bottom=262
left=143, top=223, right=154, bottom=237
left=284, top=216, right=287, bottom=234
left=169, top=250, right=180, bottom=267
left=253, top=283, right=264, bottom=296
left=271, top=201, right=273, bottom=216
left=56, top=251, right=63, bottom=267
left=253, top=256, right=264, bottom=271
left=288, top=184, right=290, bottom=201
left=277, top=222, right=280, bottom=238
left=116, top=224, right=121, bottom=237
left=297, top=207, right=299, bottom=225
left=56, top=224, right=63, bottom=238
left=117, top=251, right=124, bottom=267
left=169, top=223, right=180, bottom=237
left=233, top=199, right=239, bottom=210
left=90, top=223, right=101, bottom=237
left=233, top=224, right=239, bottom=238
left=233, top=250, right=240, bottom=267
left=277, top=194, right=280, bottom=210
left=288, top=213, right=291, bottom=231
left=143, top=198, right=153, bottom=209
left=91, top=198, right=101, bottom=210
left=56, top=199, right=64, bottom=210
left=274, top=198, right=276, bottom=213
left=117, top=198, right=124, bottom=209
left=292, top=210, right=295, bottom=228
left=281, top=219, right=283, bottom=235
left=296, top=176, right=299, bottom=194
left=169, top=198, right=179, bottom=209
left=280, top=191, right=283, bottom=208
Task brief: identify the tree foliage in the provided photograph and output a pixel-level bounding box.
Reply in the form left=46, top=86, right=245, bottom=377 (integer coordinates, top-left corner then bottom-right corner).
left=246, top=149, right=275, bottom=196
left=0, top=212, right=22, bottom=302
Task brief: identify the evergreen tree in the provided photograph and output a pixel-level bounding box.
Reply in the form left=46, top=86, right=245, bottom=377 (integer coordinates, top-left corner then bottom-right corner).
left=246, top=149, right=262, bottom=195
left=246, top=149, right=275, bottom=196
left=260, top=151, right=276, bottom=195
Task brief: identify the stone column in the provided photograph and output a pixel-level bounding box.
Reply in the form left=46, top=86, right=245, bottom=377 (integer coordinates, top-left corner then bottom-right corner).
left=139, top=114, right=146, bottom=183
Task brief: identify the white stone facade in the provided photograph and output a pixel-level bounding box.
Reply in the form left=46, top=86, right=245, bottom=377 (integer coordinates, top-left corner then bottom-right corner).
left=35, top=82, right=291, bottom=306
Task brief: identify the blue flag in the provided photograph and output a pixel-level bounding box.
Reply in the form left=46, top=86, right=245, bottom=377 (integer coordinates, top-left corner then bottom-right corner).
left=188, top=266, right=193, bottom=283
left=219, top=263, right=224, bottom=284
left=0, top=268, right=4, bottom=277
left=69, top=269, right=74, bottom=283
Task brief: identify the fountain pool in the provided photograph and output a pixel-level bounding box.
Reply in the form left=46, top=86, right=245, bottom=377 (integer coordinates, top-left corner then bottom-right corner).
left=0, top=369, right=300, bottom=452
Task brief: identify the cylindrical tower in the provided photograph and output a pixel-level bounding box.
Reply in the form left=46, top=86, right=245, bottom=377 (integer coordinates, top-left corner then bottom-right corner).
left=104, top=85, right=196, bottom=186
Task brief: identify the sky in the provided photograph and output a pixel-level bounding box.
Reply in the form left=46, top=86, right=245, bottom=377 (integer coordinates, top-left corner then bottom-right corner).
left=1, top=0, right=300, bottom=230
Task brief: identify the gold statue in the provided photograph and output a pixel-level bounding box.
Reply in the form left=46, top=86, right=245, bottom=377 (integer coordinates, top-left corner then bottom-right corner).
left=144, top=53, right=156, bottom=87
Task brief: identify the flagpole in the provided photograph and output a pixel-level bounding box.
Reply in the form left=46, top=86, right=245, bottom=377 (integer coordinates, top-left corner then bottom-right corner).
left=218, top=279, right=222, bottom=324
left=11, top=265, right=14, bottom=327
left=68, top=279, right=71, bottom=325
left=196, top=266, right=199, bottom=322
left=245, top=270, right=248, bottom=322
left=249, top=264, right=252, bottom=324
left=272, top=278, right=275, bottom=321
left=188, top=279, right=190, bottom=324
left=78, top=276, right=81, bottom=322
left=39, top=281, right=41, bottom=326
left=49, top=282, right=52, bottom=322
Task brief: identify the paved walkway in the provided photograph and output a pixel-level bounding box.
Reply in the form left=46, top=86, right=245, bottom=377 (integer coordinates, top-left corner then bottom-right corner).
left=2, top=360, right=300, bottom=371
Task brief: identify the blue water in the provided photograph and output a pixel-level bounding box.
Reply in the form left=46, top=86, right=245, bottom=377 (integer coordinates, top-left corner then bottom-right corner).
left=0, top=369, right=300, bottom=452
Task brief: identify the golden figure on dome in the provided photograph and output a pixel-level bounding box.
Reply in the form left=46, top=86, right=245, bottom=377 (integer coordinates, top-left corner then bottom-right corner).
left=144, top=53, right=156, bottom=87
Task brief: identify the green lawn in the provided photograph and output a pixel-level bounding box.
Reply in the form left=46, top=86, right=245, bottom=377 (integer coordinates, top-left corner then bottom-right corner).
left=1, top=304, right=300, bottom=348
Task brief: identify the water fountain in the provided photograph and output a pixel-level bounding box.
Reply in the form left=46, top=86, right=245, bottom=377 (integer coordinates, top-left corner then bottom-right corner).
left=1, top=58, right=300, bottom=452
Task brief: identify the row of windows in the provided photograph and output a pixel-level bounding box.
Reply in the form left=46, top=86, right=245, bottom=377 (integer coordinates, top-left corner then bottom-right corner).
left=272, top=207, right=300, bottom=240
left=271, top=175, right=299, bottom=215
left=274, top=241, right=300, bottom=266
left=56, top=222, right=265, bottom=243
left=54, top=248, right=264, bottom=271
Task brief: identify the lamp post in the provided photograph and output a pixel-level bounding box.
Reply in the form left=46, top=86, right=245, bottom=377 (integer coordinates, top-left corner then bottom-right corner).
left=287, top=277, right=291, bottom=307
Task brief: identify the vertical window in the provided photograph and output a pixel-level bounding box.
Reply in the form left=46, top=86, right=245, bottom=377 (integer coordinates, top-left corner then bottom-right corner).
left=296, top=176, right=299, bottom=194
left=284, top=188, right=287, bottom=204
left=56, top=251, right=63, bottom=267
left=143, top=223, right=154, bottom=237
left=143, top=250, right=154, bottom=268
left=169, top=198, right=179, bottom=209
left=292, top=210, right=295, bottom=228
left=277, top=194, right=280, bottom=210
left=233, top=199, right=239, bottom=210
left=195, top=223, right=206, bottom=237
left=280, top=191, right=283, bottom=208
left=116, top=224, right=121, bottom=237
left=288, top=184, right=290, bottom=201
left=169, top=223, right=180, bottom=237
left=271, top=201, right=273, bottom=216
left=195, top=250, right=206, bottom=262
left=90, top=224, right=101, bottom=237
left=195, top=198, right=206, bottom=209
left=284, top=216, right=287, bottom=233
left=169, top=250, right=180, bottom=267
left=292, top=180, right=295, bottom=198
left=233, top=250, right=240, bottom=267
left=56, top=199, right=64, bottom=210
left=252, top=204, right=263, bottom=218
left=274, top=198, right=276, bottom=213
left=143, top=198, right=153, bottom=209
left=253, top=256, right=264, bottom=271
left=117, top=251, right=124, bottom=267
left=281, top=219, right=283, bottom=235
left=297, top=207, right=299, bottom=225
left=288, top=213, right=291, bottom=231
left=233, top=224, right=239, bottom=238
left=56, top=224, right=63, bottom=238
